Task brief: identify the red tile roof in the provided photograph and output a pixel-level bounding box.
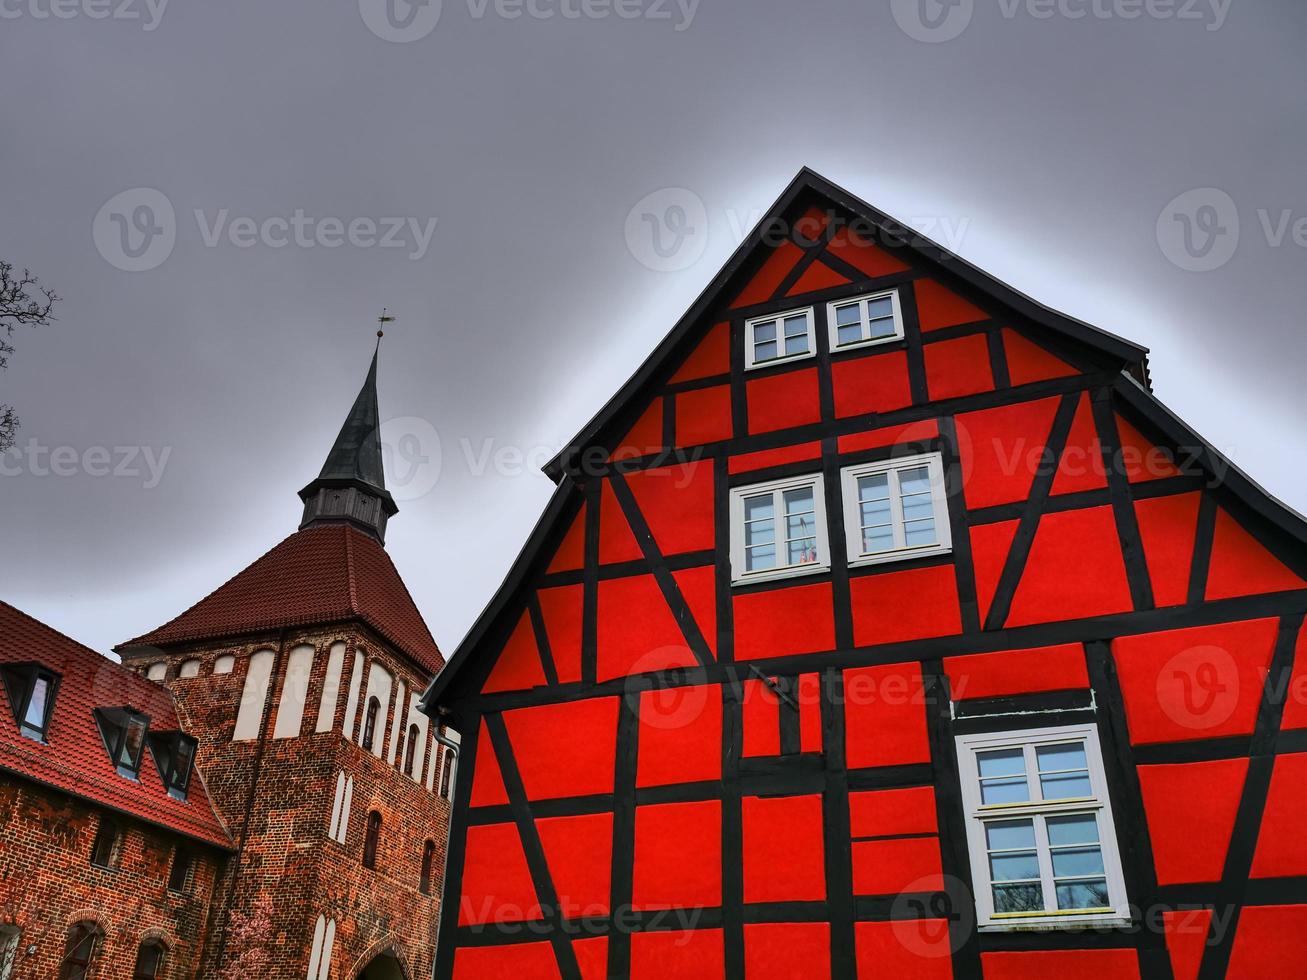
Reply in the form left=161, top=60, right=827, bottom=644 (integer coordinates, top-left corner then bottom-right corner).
left=0, top=602, right=232, bottom=849
left=117, top=524, right=443, bottom=675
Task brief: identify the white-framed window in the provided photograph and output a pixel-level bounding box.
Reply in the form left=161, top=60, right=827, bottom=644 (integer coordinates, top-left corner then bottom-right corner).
left=745, top=307, right=816, bottom=369
left=827, top=288, right=904, bottom=351
left=955, top=724, right=1130, bottom=931
left=840, top=453, right=951, bottom=567
left=729, top=474, right=830, bottom=585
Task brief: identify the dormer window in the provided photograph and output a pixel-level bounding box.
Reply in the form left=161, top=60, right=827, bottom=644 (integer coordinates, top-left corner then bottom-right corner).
left=745, top=308, right=816, bottom=369
left=2, top=663, right=59, bottom=742
left=94, top=707, right=150, bottom=778
left=149, top=731, right=198, bottom=799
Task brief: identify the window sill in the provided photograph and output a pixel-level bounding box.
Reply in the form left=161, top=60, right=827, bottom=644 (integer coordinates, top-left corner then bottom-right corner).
left=831, top=334, right=905, bottom=354
left=978, top=913, right=1132, bottom=933
left=731, top=561, right=831, bottom=588
left=847, top=545, right=952, bottom=569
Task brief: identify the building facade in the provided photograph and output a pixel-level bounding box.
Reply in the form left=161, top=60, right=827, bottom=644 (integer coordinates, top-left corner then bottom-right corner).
left=1, top=349, right=453, bottom=979
left=422, top=170, right=1307, bottom=979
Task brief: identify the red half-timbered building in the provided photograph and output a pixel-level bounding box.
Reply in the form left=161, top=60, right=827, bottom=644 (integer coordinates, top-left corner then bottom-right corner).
left=421, top=169, right=1307, bottom=980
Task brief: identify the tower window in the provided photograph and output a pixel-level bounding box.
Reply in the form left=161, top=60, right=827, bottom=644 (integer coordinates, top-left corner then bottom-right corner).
left=728, top=474, right=830, bottom=585
left=149, top=731, right=197, bottom=800
left=2, top=663, right=59, bottom=742
left=178, top=659, right=201, bottom=679
left=363, top=811, right=382, bottom=870
left=59, top=923, right=101, bottom=980
left=168, top=846, right=193, bottom=893
left=439, top=748, right=456, bottom=800
left=94, top=707, right=150, bottom=778
left=132, top=940, right=166, bottom=980
left=403, top=724, right=419, bottom=777
left=826, top=288, right=904, bottom=350
left=420, top=840, right=436, bottom=895
left=89, top=817, right=119, bottom=869
left=745, top=307, right=816, bottom=369
left=361, top=697, right=381, bottom=752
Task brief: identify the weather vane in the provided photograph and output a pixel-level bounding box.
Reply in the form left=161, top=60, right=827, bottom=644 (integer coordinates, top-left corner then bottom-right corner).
left=377, top=308, right=396, bottom=339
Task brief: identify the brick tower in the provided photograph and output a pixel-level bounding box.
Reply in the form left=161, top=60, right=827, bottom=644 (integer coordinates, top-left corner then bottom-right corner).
left=117, top=345, right=452, bottom=980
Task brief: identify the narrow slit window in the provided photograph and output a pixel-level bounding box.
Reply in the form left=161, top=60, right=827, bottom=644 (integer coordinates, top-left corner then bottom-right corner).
left=90, top=818, right=119, bottom=869
left=363, top=811, right=382, bottom=870
left=168, top=847, right=193, bottom=893
left=361, top=697, right=381, bottom=752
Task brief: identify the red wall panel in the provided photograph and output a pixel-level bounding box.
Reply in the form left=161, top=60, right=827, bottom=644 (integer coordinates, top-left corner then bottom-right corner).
left=599, top=479, right=642, bottom=564
left=630, top=929, right=725, bottom=980
left=1134, top=492, right=1201, bottom=608
left=1050, top=392, right=1107, bottom=496
left=742, top=677, right=782, bottom=757
left=1251, top=752, right=1307, bottom=878
left=1005, top=506, right=1133, bottom=628
left=832, top=350, right=914, bottom=418
left=538, top=584, right=583, bottom=684
left=743, top=922, right=831, bottom=980
left=610, top=398, right=664, bottom=461
left=852, top=836, right=943, bottom=895
left=944, top=644, right=1088, bottom=701
left=470, top=720, right=510, bottom=808
left=670, top=321, right=730, bottom=383
left=459, top=822, right=541, bottom=925
left=482, top=612, right=546, bottom=694
left=1206, top=508, right=1306, bottom=601
left=1225, top=904, right=1307, bottom=979
left=636, top=684, right=722, bottom=789
left=1138, top=758, right=1248, bottom=884
left=980, top=949, right=1140, bottom=980
left=849, top=786, right=938, bottom=838
left=747, top=367, right=822, bottom=435
left=924, top=334, right=994, bottom=401
left=728, top=440, right=822, bottom=474
left=837, top=417, right=940, bottom=455
left=844, top=663, right=931, bottom=769
left=597, top=574, right=697, bottom=682
left=915, top=279, right=987, bottom=331
left=854, top=920, right=954, bottom=979
left=1002, top=328, right=1077, bottom=385
left=1162, top=908, right=1211, bottom=980
left=742, top=794, right=826, bottom=903
left=825, top=226, right=909, bottom=278
left=503, top=697, right=619, bottom=800
left=849, top=565, right=963, bottom=647
left=969, top=519, right=1018, bottom=624
left=733, top=582, right=836, bottom=660
left=547, top=503, right=586, bottom=574
left=452, top=942, right=560, bottom=980
left=675, top=384, right=734, bottom=447
left=732, top=240, right=805, bottom=308
left=956, top=397, right=1059, bottom=509
left=626, top=461, right=715, bottom=556
left=631, top=800, right=722, bottom=910
left=536, top=811, right=614, bottom=917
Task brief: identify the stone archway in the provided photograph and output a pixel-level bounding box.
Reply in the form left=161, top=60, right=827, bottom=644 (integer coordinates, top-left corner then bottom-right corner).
left=354, top=947, right=407, bottom=980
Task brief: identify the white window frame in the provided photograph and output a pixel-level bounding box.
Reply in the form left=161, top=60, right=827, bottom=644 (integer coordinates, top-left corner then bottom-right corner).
left=955, top=723, right=1130, bottom=931
left=840, top=452, right=951, bottom=567
left=744, top=307, right=816, bottom=370
left=729, top=473, right=830, bottom=585
left=826, top=288, right=904, bottom=352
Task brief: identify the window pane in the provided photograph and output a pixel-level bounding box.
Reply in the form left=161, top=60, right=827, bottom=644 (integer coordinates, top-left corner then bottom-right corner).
left=898, top=466, right=932, bottom=495
left=746, top=545, right=776, bottom=571
left=24, top=676, right=49, bottom=729
left=1036, top=742, right=1088, bottom=772
left=984, top=819, right=1036, bottom=851
left=121, top=720, right=146, bottom=769
left=754, top=340, right=778, bottom=362
left=744, top=520, right=775, bottom=548
left=1051, top=846, right=1106, bottom=878
left=990, top=851, right=1040, bottom=881
left=993, top=883, right=1044, bottom=913
left=862, top=526, right=895, bottom=553
left=1045, top=813, right=1100, bottom=847
left=837, top=323, right=863, bottom=345
left=783, top=487, right=815, bottom=516
left=977, top=748, right=1025, bottom=779
left=1040, top=772, right=1093, bottom=799
left=1055, top=879, right=1110, bottom=910
left=753, top=321, right=776, bottom=343
left=868, top=316, right=896, bottom=338
left=858, top=473, right=890, bottom=502
left=867, top=295, right=894, bottom=320
left=784, top=334, right=808, bottom=356
left=904, top=521, right=938, bottom=547
left=783, top=314, right=809, bottom=337
left=835, top=303, right=862, bottom=326
left=980, top=776, right=1030, bottom=805
left=744, top=495, right=775, bottom=523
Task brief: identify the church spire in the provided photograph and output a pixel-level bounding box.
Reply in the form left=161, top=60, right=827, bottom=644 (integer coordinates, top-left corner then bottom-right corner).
left=298, top=340, right=398, bottom=543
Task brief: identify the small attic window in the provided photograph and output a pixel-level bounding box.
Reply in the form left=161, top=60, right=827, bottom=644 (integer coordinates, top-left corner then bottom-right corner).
left=94, top=707, right=150, bottom=778
left=745, top=308, right=815, bottom=369
left=149, top=731, right=198, bottom=799
left=827, top=288, right=904, bottom=351
left=2, top=664, right=59, bottom=742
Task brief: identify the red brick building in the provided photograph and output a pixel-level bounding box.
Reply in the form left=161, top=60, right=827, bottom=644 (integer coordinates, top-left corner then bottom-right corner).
left=1, top=347, right=453, bottom=979
left=421, top=170, right=1307, bottom=979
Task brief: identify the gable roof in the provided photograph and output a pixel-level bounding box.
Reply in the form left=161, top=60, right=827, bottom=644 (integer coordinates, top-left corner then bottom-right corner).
left=117, top=523, right=443, bottom=675
left=543, top=167, right=1150, bottom=482
left=421, top=169, right=1307, bottom=708
left=0, top=601, right=232, bottom=849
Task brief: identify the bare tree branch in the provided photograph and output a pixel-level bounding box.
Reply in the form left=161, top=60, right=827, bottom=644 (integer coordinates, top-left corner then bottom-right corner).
left=0, top=260, right=59, bottom=452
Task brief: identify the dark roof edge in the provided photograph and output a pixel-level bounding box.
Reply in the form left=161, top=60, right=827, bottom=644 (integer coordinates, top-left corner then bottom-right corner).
left=542, top=166, right=1149, bottom=482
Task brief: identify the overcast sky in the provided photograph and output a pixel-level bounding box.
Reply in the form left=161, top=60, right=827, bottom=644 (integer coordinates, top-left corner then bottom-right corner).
left=2, top=0, right=1304, bottom=658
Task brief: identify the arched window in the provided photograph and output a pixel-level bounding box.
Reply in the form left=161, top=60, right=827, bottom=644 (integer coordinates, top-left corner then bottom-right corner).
left=439, top=747, right=455, bottom=799
left=146, top=662, right=167, bottom=682
left=419, top=840, right=436, bottom=895
left=178, top=659, right=201, bottom=679
left=213, top=654, right=236, bottom=675
left=362, top=811, right=382, bottom=870
left=403, top=724, right=419, bottom=776
left=361, top=697, right=381, bottom=752
left=132, top=940, right=166, bottom=979
left=59, top=923, right=101, bottom=980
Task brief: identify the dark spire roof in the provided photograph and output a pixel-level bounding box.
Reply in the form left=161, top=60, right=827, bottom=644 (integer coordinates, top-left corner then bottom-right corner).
left=298, top=344, right=398, bottom=542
